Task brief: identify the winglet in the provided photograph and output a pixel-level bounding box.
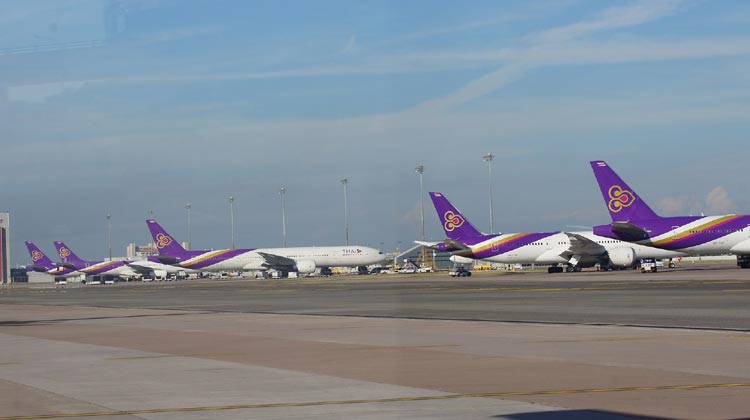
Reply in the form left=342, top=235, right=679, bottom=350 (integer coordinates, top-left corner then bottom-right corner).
left=590, top=161, right=660, bottom=222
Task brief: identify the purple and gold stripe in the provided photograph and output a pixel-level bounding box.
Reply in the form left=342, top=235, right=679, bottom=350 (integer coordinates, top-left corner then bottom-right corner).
left=80, top=260, right=125, bottom=275
left=180, top=249, right=248, bottom=269
left=650, top=215, right=746, bottom=248
left=463, top=232, right=558, bottom=259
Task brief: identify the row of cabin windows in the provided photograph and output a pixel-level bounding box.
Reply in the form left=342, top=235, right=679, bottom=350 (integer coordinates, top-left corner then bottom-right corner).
left=494, top=239, right=623, bottom=247
left=490, top=229, right=745, bottom=248
left=283, top=254, right=331, bottom=258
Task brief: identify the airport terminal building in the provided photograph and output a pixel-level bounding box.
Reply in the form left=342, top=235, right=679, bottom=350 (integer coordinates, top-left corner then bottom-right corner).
left=0, top=212, right=9, bottom=284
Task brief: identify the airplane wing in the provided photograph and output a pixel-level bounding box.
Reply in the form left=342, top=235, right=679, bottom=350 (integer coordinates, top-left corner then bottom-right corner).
left=559, top=232, right=606, bottom=264
left=611, top=221, right=650, bottom=240
left=256, top=252, right=297, bottom=270
left=124, top=262, right=155, bottom=276
left=414, top=240, right=442, bottom=249
left=414, top=239, right=471, bottom=253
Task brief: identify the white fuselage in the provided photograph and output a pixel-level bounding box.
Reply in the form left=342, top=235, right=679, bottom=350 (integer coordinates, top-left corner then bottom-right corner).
left=468, top=231, right=684, bottom=265
left=76, top=261, right=140, bottom=278
left=629, top=219, right=750, bottom=255
left=177, top=246, right=386, bottom=272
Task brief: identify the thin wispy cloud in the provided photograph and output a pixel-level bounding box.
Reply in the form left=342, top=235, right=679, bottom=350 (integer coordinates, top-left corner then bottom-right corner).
left=529, top=0, right=683, bottom=44
left=340, top=35, right=358, bottom=54
left=406, top=0, right=688, bottom=113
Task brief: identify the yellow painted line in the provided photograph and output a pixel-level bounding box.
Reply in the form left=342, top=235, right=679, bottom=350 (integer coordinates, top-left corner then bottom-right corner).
left=0, top=362, right=19, bottom=366
left=3, top=383, right=749, bottom=420
left=242, top=289, right=305, bottom=293
left=723, top=289, right=750, bottom=293
left=533, top=337, right=657, bottom=343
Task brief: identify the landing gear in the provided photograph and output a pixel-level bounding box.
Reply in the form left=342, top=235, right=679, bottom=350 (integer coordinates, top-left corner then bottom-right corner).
left=737, top=255, right=750, bottom=268
left=566, top=265, right=582, bottom=273
left=357, top=266, right=368, bottom=275
left=547, top=265, right=564, bottom=273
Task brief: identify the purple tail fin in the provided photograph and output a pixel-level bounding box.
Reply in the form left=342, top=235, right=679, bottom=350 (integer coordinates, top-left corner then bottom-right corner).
left=53, top=241, right=88, bottom=265
left=429, top=192, right=484, bottom=240
left=590, top=161, right=660, bottom=222
left=25, top=241, right=56, bottom=270
left=146, top=219, right=189, bottom=258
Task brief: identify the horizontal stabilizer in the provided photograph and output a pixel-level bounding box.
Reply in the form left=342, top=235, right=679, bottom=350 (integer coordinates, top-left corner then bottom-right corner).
left=611, top=221, right=650, bottom=241
left=444, top=238, right=471, bottom=252
left=153, top=255, right=180, bottom=265
left=415, top=239, right=470, bottom=253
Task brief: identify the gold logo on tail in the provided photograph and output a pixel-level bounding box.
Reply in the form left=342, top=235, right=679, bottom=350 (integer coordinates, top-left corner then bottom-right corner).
left=608, top=185, right=636, bottom=213
left=59, top=247, right=71, bottom=259
left=31, top=250, right=43, bottom=262
left=156, top=233, right=173, bottom=249
left=444, top=211, right=465, bottom=232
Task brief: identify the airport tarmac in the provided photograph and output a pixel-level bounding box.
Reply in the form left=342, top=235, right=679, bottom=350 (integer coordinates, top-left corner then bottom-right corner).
left=1, top=264, right=750, bottom=419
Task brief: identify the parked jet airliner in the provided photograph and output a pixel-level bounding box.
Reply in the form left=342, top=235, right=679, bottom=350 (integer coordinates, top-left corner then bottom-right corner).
left=146, top=220, right=385, bottom=275
left=25, top=241, right=81, bottom=278
left=590, top=161, right=750, bottom=266
left=53, top=241, right=140, bottom=279
left=419, top=192, right=684, bottom=272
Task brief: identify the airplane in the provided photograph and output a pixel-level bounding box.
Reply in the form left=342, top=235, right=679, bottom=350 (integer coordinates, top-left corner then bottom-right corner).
left=126, top=257, right=200, bottom=279
left=417, top=192, right=685, bottom=273
left=589, top=160, right=750, bottom=266
left=24, top=241, right=81, bottom=278
left=53, top=241, right=140, bottom=279
left=146, top=219, right=386, bottom=276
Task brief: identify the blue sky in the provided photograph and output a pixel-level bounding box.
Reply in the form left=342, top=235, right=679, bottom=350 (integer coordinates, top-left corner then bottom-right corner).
left=2, top=0, right=750, bottom=265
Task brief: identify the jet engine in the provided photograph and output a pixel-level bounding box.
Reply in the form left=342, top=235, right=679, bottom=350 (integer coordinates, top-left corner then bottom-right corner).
left=294, top=260, right=317, bottom=274
left=607, top=247, right=636, bottom=267
left=449, top=255, right=474, bottom=264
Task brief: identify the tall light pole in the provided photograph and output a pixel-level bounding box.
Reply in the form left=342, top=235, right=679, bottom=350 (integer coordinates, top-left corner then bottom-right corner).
left=415, top=165, right=426, bottom=266
left=228, top=196, right=235, bottom=249
left=185, top=203, right=191, bottom=250
left=279, top=187, right=287, bottom=248
left=106, top=213, right=111, bottom=261
left=340, top=177, right=349, bottom=246
left=483, top=153, right=495, bottom=234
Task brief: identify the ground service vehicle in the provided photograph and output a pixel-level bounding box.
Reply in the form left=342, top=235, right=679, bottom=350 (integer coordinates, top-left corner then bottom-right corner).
left=449, top=267, right=472, bottom=277
left=640, top=258, right=657, bottom=273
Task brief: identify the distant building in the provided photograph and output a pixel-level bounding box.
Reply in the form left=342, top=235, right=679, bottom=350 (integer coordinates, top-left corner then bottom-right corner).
left=126, top=243, right=158, bottom=258
left=0, top=212, right=9, bottom=284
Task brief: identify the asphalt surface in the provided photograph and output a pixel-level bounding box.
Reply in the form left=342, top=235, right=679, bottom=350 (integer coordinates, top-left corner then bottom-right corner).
left=4, top=263, right=750, bottom=331
left=2, top=263, right=750, bottom=419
